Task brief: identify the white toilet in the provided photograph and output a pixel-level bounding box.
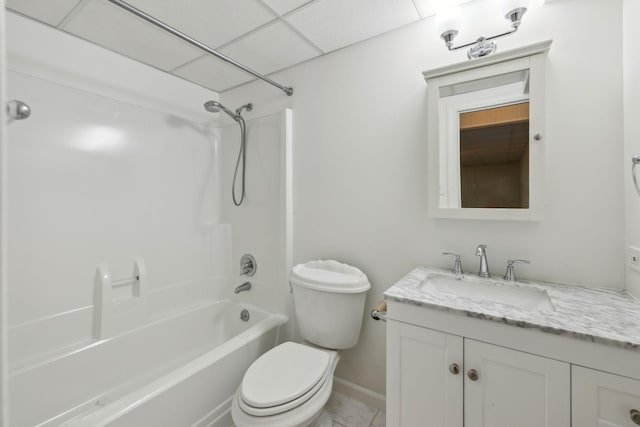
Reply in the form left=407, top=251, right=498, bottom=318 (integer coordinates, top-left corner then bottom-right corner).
left=231, top=260, right=371, bottom=427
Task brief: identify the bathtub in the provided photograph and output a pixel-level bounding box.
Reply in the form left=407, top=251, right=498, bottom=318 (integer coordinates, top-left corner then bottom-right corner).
left=9, top=300, right=287, bottom=427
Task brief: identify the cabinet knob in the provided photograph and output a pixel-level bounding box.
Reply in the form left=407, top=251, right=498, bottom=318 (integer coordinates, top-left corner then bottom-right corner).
left=467, top=369, right=479, bottom=381
left=449, top=363, right=460, bottom=375
left=631, top=409, right=640, bottom=425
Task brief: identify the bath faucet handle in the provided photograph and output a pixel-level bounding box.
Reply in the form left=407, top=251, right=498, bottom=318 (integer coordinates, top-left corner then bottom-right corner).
left=504, top=259, right=530, bottom=281
left=240, top=254, right=257, bottom=277
left=442, top=252, right=464, bottom=275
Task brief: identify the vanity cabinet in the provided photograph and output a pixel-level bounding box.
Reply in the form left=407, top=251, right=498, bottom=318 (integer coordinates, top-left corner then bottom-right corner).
left=386, top=320, right=570, bottom=427
left=385, top=267, right=640, bottom=427
left=572, top=366, right=640, bottom=427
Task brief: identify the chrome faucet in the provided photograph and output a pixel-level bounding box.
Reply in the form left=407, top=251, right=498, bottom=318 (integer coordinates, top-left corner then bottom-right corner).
left=475, top=245, right=490, bottom=278
left=234, top=281, right=252, bottom=294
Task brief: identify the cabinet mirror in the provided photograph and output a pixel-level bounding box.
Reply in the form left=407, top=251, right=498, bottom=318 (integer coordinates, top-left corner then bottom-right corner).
left=425, top=41, right=551, bottom=221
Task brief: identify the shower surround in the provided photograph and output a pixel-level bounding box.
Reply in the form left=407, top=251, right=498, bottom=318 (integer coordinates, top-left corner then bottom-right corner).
left=5, top=13, right=293, bottom=426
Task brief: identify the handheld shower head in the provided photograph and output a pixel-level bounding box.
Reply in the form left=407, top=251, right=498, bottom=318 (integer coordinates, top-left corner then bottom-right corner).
left=203, top=99, right=254, bottom=207
left=203, top=100, right=237, bottom=120
left=203, top=100, right=221, bottom=112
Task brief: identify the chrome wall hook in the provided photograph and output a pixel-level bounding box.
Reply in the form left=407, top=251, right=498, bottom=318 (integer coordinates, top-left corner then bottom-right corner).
left=7, top=100, right=31, bottom=120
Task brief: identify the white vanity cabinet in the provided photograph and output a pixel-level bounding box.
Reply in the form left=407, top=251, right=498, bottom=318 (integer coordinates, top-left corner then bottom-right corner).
left=386, top=319, right=570, bottom=427
left=572, top=366, right=640, bottom=427
left=385, top=268, right=640, bottom=427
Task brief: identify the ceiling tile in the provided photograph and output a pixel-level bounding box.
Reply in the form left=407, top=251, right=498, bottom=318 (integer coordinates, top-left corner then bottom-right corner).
left=173, top=56, right=255, bottom=92
left=63, top=0, right=203, bottom=71
left=286, top=0, right=420, bottom=52
left=220, top=21, right=320, bottom=74
left=260, top=0, right=313, bottom=15
left=123, top=0, right=277, bottom=48
left=412, top=0, right=475, bottom=19
left=6, top=0, right=82, bottom=26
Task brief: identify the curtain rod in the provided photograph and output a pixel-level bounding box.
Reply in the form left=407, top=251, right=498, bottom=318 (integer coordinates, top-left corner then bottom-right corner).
left=105, top=0, right=294, bottom=96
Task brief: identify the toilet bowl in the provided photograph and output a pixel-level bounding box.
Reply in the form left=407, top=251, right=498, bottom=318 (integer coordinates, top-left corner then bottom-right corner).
left=231, top=260, right=370, bottom=427
left=231, top=342, right=339, bottom=427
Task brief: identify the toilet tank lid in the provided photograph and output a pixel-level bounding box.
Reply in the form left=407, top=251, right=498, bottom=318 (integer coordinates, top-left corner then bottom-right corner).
left=291, top=260, right=370, bottom=293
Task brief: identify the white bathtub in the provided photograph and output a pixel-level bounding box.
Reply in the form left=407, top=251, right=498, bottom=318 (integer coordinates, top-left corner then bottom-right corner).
left=9, top=300, right=287, bottom=427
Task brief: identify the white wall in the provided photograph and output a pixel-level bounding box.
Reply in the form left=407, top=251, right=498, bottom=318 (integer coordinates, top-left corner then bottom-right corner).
left=222, top=0, right=625, bottom=395
left=623, top=0, right=640, bottom=296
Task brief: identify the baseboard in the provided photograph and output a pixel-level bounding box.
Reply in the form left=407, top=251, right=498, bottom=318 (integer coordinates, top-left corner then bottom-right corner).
left=333, top=377, right=386, bottom=412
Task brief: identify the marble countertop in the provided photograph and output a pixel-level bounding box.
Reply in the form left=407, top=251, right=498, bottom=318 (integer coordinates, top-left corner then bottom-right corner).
left=384, top=267, right=640, bottom=351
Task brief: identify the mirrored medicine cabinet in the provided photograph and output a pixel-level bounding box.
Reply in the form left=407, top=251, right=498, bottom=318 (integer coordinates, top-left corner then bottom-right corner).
left=424, top=40, right=552, bottom=221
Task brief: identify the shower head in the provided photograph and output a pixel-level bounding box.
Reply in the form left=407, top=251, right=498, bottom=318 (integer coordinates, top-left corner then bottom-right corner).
left=205, top=100, right=253, bottom=207
left=204, top=100, right=237, bottom=120
left=203, top=100, right=221, bottom=112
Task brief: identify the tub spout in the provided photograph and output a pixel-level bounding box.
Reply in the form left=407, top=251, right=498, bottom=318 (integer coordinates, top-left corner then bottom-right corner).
left=234, top=282, right=252, bottom=294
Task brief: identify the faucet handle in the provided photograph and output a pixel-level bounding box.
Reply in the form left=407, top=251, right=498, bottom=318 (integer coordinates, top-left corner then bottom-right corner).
left=504, top=259, right=530, bottom=281
left=240, top=254, right=257, bottom=277
left=442, top=252, right=461, bottom=259
left=442, top=252, right=463, bottom=275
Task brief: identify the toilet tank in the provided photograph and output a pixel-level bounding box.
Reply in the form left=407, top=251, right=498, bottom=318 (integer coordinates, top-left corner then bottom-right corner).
left=290, top=260, right=371, bottom=349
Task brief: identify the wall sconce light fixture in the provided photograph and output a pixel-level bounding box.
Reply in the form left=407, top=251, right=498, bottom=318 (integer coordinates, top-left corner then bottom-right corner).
left=440, top=7, right=527, bottom=59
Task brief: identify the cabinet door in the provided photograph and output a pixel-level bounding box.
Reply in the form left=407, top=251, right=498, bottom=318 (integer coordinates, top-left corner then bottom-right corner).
left=573, top=365, right=640, bottom=427
left=387, top=320, right=463, bottom=427
left=464, top=339, right=570, bottom=427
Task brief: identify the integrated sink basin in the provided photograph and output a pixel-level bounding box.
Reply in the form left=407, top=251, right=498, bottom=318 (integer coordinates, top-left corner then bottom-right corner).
left=420, top=274, right=555, bottom=312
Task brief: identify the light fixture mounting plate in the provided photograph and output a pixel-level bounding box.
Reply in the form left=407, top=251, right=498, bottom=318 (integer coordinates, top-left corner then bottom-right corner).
left=467, top=37, right=497, bottom=59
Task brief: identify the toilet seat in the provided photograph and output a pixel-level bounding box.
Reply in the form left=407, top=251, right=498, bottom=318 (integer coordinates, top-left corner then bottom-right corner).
left=232, top=342, right=339, bottom=426
left=238, top=365, right=330, bottom=417
left=239, top=342, right=336, bottom=417
left=232, top=371, right=335, bottom=427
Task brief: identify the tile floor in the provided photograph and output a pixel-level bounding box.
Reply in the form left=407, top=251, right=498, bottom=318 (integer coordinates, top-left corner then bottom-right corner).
left=326, top=392, right=385, bottom=427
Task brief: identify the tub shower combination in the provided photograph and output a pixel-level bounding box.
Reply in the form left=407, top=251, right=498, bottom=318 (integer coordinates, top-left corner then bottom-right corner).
left=6, top=96, right=288, bottom=425
left=5, top=2, right=296, bottom=425
left=6, top=79, right=291, bottom=425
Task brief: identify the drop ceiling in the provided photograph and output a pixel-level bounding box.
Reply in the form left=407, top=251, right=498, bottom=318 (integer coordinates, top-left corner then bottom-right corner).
left=5, top=0, right=465, bottom=93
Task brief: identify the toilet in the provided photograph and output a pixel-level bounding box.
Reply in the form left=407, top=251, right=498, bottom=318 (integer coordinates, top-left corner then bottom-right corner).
left=231, top=260, right=371, bottom=427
